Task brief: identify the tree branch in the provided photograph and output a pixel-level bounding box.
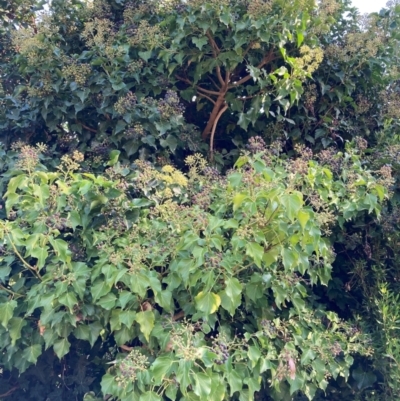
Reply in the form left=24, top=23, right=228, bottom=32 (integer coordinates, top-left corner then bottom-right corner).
left=210, top=103, right=228, bottom=162
left=206, top=30, right=225, bottom=86
left=229, top=50, right=276, bottom=88
left=196, top=86, right=221, bottom=96
left=0, top=386, right=18, bottom=398
left=198, top=93, right=216, bottom=105
left=208, top=74, right=222, bottom=91
left=176, top=75, right=220, bottom=96
left=76, top=120, right=97, bottom=134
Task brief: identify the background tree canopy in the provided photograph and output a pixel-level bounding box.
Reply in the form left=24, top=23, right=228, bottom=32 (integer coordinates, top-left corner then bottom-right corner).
left=1, top=0, right=400, bottom=400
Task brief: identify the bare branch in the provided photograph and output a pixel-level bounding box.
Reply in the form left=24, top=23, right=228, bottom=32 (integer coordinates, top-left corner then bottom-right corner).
left=208, top=74, right=222, bottom=90
left=210, top=103, right=228, bottom=161
left=206, top=30, right=225, bottom=86
left=198, top=93, right=216, bottom=104
left=76, top=120, right=97, bottom=134
left=176, top=75, right=220, bottom=96
left=229, top=50, right=276, bottom=88
left=196, top=86, right=221, bottom=96
left=0, top=386, right=19, bottom=398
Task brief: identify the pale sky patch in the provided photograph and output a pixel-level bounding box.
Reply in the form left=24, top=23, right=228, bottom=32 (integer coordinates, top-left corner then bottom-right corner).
left=351, top=0, right=388, bottom=14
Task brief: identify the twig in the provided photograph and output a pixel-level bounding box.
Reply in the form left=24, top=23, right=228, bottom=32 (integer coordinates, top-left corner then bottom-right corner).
left=0, top=386, right=19, bottom=398
left=172, top=310, right=185, bottom=321
left=198, top=93, right=216, bottom=105
left=205, top=31, right=225, bottom=86
left=229, top=49, right=276, bottom=88
left=208, top=75, right=221, bottom=91
left=176, top=75, right=220, bottom=96
left=7, top=234, right=42, bottom=280
left=209, top=104, right=228, bottom=162
left=76, top=120, right=97, bottom=134
left=196, top=86, right=221, bottom=96
left=0, top=284, right=24, bottom=298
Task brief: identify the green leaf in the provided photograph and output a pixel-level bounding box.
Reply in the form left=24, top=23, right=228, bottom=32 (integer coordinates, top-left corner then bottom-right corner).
left=101, top=373, right=117, bottom=395
left=49, top=238, right=70, bottom=262
left=69, top=210, right=81, bottom=230
left=58, top=292, right=78, bottom=313
left=281, top=192, right=303, bottom=222
left=248, top=345, right=261, bottom=367
left=107, top=150, right=121, bottom=166
left=352, top=367, right=377, bottom=391
left=74, top=324, right=90, bottom=342
left=136, top=310, right=155, bottom=341
left=91, top=279, right=112, bottom=301
left=228, top=370, right=243, bottom=396
left=192, top=36, right=208, bottom=50
left=8, top=317, right=27, bottom=346
left=220, top=278, right=242, bottom=316
left=53, top=338, right=71, bottom=359
left=30, top=246, right=48, bottom=269
left=139, top=392, right=162, bottom=401
left=246, top=242, right=264, bottom=268
left=281, top=248, right=298, bottom=270
left=119, top=310, right=136, bottom=327
left=194, top=372, right=211, bottom=398
left=0, top=300, right=17, bottom=328
left=151, top=355, right=174, bottom=384
left=97, top=293, right=117, bottom=310
left=195, top=292, right=221, bottom=315
left=22, top=344, right=42, bottom=364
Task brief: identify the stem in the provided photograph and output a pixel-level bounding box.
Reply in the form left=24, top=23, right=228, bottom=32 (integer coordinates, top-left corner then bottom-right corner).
left=0, top=284, right=24, bottom=298
left=229, top=49, right=276, bottom=88
left=198, top=93, right=216, bottom=105
left=0, top=386, right=19, bottom=398
left=7, top=234, right=42, bottom=280
left=76, top=120, right=97, bottom=134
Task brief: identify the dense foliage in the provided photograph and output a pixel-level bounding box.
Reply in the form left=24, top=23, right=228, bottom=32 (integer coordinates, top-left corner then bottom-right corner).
left=0, top=140, right=391, bottom=401
left=1, top=0, right=400, bottom=400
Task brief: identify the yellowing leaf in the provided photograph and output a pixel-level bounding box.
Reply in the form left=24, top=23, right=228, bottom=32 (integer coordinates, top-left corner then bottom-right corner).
left=297, top=210, right=310, bottom=230
left=195, top=292, right=221, bottom=315
left=232, top=193, right=248, bottom=211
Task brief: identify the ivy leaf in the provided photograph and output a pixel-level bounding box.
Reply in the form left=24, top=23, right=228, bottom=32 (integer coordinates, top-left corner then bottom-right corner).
left=107, top=150, right=121, bottom=166
left=30, top=246, right=48, bottom=269
left=0, top=300, right=17, bottom=328
left=192, top=36, right=208, bottom=50
left=227, top=370, right=243, bottom=396
left=139, top=392, right=162, bottom=401
left=96, top=293, right=117, bottom=310
left=193, top=372, right=211, bottom=398
left=281, top=248, right=298, bottom=270
left=8, top=317, right=27, bottom=346
left=54, top=338, right=71, bottom=359
left=195, top=292, right=221, bottom=315
left=22, top=344, right=42, bottom=363
left=101, top=373, right=117, bottom=395
left=136, top=310, right=155, bottom=341
left=91, top=279, right=112, bottom=301
left=297, top=210, right=310, bottom=230
left=352, top=367, right=377, bottom=391
left=246, top=242, right=264, bottom=268
left=58, top=292, right=78, bottom=313
left=151, top=355, right=174, bottom=384
left=281, top=192, right=303, bottom=222
left=232, top=193, right=248, bottom=211
left=220, top=278, right=242, bottom=316
left=49, top=238, right=70, bottom=262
